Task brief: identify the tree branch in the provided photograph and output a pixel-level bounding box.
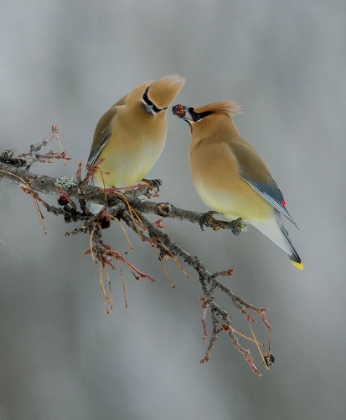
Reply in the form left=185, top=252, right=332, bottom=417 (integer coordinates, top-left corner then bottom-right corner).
left=0, top=143, right=274, bottom=376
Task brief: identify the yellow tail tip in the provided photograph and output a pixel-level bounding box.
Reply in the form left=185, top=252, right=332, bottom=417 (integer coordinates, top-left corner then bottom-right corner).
left=291, top=261, right=304, bottom=270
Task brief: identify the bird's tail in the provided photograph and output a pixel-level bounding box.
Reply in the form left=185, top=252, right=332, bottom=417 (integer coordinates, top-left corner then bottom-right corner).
left=280, top=224, right=304, bottom=270
left=251, top=212, right=304, bottom=270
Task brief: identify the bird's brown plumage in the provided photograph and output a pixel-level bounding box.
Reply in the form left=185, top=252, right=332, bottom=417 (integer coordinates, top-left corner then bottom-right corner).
left=174, top=100, right=303, bottom=269
left=88, top=75, right=185, bottom=188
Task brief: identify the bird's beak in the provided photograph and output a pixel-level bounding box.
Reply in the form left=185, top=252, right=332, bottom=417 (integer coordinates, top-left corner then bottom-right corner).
left=172, top=104, right=193, bottom=123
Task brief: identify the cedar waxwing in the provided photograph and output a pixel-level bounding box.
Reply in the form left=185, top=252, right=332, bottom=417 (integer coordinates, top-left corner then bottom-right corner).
left=172, top=101, right=303, bottom=270
left=88, top=75, right=185, bottom=195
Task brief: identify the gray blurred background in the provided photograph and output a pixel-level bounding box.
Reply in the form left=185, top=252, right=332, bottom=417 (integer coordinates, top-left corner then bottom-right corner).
left=1, top=1, right=345, bottom=419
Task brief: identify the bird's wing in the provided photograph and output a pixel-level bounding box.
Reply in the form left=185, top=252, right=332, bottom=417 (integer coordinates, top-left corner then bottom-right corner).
left=229, top=141, right=298, bottom=227
left=87, top=105, right=121, bottom=166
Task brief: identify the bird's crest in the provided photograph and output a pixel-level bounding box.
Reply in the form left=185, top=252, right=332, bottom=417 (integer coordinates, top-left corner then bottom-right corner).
left=193, top=100, right=242, bottom=117
left=147, top=75, right=186, bottom=109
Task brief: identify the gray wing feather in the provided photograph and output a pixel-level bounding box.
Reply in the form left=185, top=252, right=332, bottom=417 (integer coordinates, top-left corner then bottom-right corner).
left=244, top=178, right=298, bottom=228
left=87, top=131, right=111, bottom=167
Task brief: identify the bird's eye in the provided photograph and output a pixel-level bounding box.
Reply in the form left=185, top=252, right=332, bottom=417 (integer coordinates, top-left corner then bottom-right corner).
left=189, top=108, right=212, bottom=122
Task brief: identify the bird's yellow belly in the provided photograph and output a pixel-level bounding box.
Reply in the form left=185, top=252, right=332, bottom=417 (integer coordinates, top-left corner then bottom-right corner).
left=93, top=136, right=165, bottom=188
left=194, top=180, right=273, bottom=223
left=190, top=139, right=273, bottom=223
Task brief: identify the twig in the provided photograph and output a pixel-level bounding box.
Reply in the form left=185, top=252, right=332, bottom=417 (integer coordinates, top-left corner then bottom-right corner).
left=1, top=147, right=274, bottom=375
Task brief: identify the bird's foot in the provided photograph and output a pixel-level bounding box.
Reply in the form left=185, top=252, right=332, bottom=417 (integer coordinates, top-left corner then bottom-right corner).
left=104, top=184, right=144, bottom=193
left=104, top=179, right=161, bottom=199
left=142, top=178, right=162, bottom=191
left=199, top=211, right=227, bottom=231
left=230, top=218, right=247, bottom=236
left=199, top=213, right=247, bottom=234
left=140, top=178, right=162, bottom=198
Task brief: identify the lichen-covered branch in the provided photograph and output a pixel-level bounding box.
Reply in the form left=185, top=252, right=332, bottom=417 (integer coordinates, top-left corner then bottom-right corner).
left=0, top=142, right=274, bottom=376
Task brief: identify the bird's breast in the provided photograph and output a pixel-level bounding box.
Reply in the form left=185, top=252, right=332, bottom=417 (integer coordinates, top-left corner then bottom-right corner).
left=94, top=127, right=166, bottom=188
left=190, top=140, right=273, bottom=222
